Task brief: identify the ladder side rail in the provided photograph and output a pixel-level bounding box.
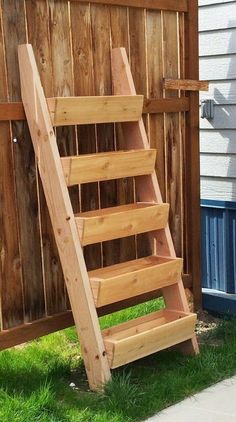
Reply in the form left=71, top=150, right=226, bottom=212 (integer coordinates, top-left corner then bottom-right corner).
left=18, top=44, right=111, bottom=390
left=111, top=48, right=199, bottom=354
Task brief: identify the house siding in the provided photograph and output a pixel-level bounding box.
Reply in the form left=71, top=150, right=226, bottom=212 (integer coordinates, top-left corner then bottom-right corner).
left=200, top=1, right=236, bottom=300
left=199, top=0, right=236, bottom=201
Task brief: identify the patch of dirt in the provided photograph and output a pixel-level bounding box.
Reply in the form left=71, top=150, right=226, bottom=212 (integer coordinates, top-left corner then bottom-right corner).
left=196, top=310, right=222, bottom=346
left=196, top=310, right=219, bottom=334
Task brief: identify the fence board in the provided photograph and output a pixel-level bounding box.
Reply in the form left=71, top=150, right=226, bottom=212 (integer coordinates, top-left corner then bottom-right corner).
left=3, top=0, right=45, bottom=323
left=70, top=1, right=101, bottom=271
left=185, top=0, right=201, bottom=307
left=163, top=11, right=183, bottom=258
left=0, top=5, right=24, bottom=329
left=48, top=0, right=76, bottom=313
left=146, top=9, right=165, bottom=200
left=90, top=4, right=119, bottom=267
left=129, top=7, right=151, bottom=259
left=26, top=0, right=57, bottom=319
left=110, top=5, right=136, bottom=264
left=72, top=0, right=188, bottom=12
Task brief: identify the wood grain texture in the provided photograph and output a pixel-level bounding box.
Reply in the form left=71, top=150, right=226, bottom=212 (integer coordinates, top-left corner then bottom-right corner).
left=61, top=149, right=156, bottom=186
left=185, top=0, right=202, bottom=309
left=90, top=256, right=183, bottom=307
left=163, top=11, right=183, bottom=258
left=72, top=0, right=188, bottom=12
left=164, top=78, right=209, bottom=92
left=3, top=0, right=45, bottom=322
left=0, top=311, right=74, bottom=350
left=0, top=4, right=24, bottom=329
left=18, top=43, right=111, bottom=390
left=26, top=0, right=61, bottom=318
left=146, top=9, right=165, bottom=200
left=129, top=6, right=150, bottom=258
left=103, top=310, right=197, bottom=368
left=90, top=3, right=118, bottom=267
left=48, top=95, right=144, bottom=126
left=48, top=0, right=78, bottom=313
left=144, top=98, right=189, bottom=114
left=70, top=1, right=101, bottom=271
left=110, top=4, right=136, bottom=264
left=76, top=203, right=169, bottom=246
left=111, top=48, right=199, bottom=355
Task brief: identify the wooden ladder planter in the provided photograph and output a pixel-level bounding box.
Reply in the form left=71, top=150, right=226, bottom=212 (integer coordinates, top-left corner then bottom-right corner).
left=18, top=44, right=199, bottom=392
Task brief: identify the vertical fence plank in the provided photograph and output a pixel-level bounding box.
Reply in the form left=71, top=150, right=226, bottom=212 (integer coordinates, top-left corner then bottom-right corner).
left=90, top=4, right=118, bottom=267
left=184, top=1, right=201, bottom=308
left=146, top=10, right=166, bottom=201
left=46, top=0, right=78, bottom=313
left=2, top=0, right=45, bottom=322
left=179, top=11, right=188, bottom=271
left=70, top=1, right=102, bottom=271
left=0, top=3, right=24, bottom=328
left=110, top=5, right=136, bottom=263
left=129, top=7, right=150, bottom=258
left=163, top=11, right=183, bottom=258
left=26, top=0, right=56, bottom=318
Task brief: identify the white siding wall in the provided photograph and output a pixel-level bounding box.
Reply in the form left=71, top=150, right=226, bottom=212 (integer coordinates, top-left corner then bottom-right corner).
left=199, top=0, right=236, bottom=201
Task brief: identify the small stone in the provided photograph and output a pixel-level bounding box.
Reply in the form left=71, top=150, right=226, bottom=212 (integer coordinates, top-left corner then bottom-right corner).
left=69, top=382, right=76, bottom=388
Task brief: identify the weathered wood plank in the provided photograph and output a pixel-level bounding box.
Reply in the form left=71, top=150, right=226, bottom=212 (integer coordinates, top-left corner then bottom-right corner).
left=0, top=5, right=24, bottom=329
left=48, top=0, right=78, bottom=313
left=163, top=11, right=183, bottom=258
left=164, top=78, right=209, bottom=92
left=129, top=6, right=150, bottom=258
left=70, top=1, right=101, bottom=271
left=110, top=5, right=136, bottom=264
left=185, top=0, right=202, bottom=310
left=0, top=311, right=74, bottom=350
left=90, top=4, right=118, bottom=266
left=146, top=9, right=165, bottom=200
left=71, top=0, right=188, bottom=12
left=26, top=0, right=60, bottom=319
left=3, top=0, right=45, bottom=322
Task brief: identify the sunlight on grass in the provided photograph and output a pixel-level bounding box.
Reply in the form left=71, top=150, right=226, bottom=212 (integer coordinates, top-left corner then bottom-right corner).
left=0, top=301, right=236, bottom=422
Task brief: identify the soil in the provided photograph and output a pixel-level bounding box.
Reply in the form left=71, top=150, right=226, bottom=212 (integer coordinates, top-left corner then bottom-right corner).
left=196, top=310, right=222, bottom=346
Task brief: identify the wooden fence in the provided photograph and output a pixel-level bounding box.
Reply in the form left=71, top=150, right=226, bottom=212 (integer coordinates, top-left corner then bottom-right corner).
left=0, top=0, right=200, bottom=349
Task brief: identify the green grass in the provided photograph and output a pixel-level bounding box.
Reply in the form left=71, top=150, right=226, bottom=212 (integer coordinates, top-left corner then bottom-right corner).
left=0, top=300, right=236, bottom=422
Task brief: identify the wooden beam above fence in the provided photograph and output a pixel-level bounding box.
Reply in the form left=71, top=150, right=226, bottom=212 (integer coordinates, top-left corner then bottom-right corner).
left=0, top=98, right=189, bottom=122
left=71, top=0, right=188, bottom=13
left=163, top=78, right=209, bottom=92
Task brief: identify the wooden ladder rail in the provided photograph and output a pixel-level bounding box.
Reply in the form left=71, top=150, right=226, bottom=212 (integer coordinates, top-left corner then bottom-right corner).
left=18, top=44, right=111, bottom=391
left=111, top=48, right=199, bottom=354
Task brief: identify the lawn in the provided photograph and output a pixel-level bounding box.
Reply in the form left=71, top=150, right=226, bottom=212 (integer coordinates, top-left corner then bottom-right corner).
left=1, top=299, right=236, bottom=422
